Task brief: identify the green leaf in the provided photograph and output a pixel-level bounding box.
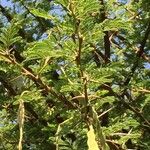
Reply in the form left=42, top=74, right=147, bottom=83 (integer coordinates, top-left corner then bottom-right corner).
left=25, top=39, right=62, bottom=59
left=103, top=19, right=132, bottom=31
left=118, top=133, right=141, bottom=146
left=30, top=8, right=56, bottom=21
left=0, top=24, right=21, bottom=48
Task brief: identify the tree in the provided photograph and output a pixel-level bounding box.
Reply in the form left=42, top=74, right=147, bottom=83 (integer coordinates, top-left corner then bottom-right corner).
left=0, top=0, right=150, bottom=149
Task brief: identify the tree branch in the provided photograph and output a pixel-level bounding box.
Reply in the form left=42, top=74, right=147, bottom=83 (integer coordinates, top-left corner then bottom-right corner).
left=99, top=0, right=111, bottom=63
left=124, top=21, right=150, bottom=85
left=96, top=83, right=150, bottom=130
left=0, top=71, right=48, bottom=126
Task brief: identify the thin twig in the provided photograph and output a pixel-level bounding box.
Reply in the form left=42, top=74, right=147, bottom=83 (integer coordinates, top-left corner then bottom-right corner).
left=98, top=106, right=115, bottom=118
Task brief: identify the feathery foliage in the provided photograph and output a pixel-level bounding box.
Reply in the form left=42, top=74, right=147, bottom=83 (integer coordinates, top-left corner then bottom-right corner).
left=0, top=0, right=150, bottom=149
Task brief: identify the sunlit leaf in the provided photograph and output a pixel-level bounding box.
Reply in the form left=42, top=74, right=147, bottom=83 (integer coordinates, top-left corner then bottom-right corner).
left=87, top=125, right=99, bottom=150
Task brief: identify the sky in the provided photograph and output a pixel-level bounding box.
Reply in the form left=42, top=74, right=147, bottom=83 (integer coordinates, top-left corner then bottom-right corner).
left=1, top=0, right=12, bottom=7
